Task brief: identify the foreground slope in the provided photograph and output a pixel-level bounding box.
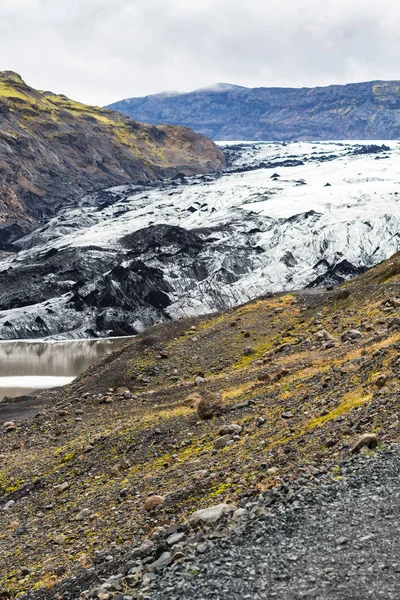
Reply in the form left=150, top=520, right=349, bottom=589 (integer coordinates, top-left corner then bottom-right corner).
left=108, top=80, right=400, bottom=140
left=1, top=252, right=400, bottom=596
left=0, top=71, right=224, bottom=246
left=151, top=447, right=400, bottom=599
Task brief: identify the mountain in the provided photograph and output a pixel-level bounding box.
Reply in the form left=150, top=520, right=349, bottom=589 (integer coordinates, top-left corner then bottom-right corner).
left=107, top=80, right=400, bottom=141
left=0, top=140, right=398, bottom=340
left=1, top=249, right=400, bottom=597
left=0, top=71, right=225, bottom=247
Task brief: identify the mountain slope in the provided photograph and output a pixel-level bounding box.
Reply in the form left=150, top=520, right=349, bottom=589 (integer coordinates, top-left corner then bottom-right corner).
left=1, top=251, right=400, bottom=596
left=108, top=80, right=400, bottom=141
left=0, top=71, right=225, bottom=247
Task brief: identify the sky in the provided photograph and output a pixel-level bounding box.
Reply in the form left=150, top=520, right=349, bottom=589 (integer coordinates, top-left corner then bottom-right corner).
left=0, top=0, right=399, bottom=106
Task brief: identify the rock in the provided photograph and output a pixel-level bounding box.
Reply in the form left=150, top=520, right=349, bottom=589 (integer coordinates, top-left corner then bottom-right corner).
left=351, top=433, right=379, bottom=454
left=197, top=396, right=223, bottom=420
left=144, top=495, right=165, bottom=511
left=151, top=551, right=172, bottom=572
left=167, top=532, right=186, bottom=546
left=75, top=508, right=91, bottom=521
left=195, top=376, right=205, bottom=386
left=184, top=392, right=203, bottom=408
left=315, top=329, right=336, bottom=342
left=15, top=526, right=27, bottom=535
left=243, top=346, right=254, bottom=356
left=281, top=412, right=294, bottom=419
left=256, top=416, right=266, bottom=427
left=189, top=503, right=236, bottom=526
left=3, top=421, right=17, bottom=432
left=3, top=500, right=15, bottom=511
left=267, top=467, right=279, bottom=476
left=139, top=538, right=155, bottom=554
left=375, top=374, right=387, bottom=388
left=214, top=435, right=232, bottom=450
left=218, top=423, right=243, bottom=436
left=119, top=456, right=131, bottom=470
left=341, top=329, right=362, bottom=341
left=54, top=482, right=70, bottom=494
left=116, top=386, right=131, bottom=396
left=53, top=534, right=66, bottom=544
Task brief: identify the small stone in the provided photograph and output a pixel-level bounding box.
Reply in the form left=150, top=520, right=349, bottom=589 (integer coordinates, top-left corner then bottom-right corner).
left=54, top=482, right=70, bottom=493
left=256, top=416, right=266, bottom=427
left=3, top=421, right=17, bottom=432
left=336, top=536, right=350, bottom=546
left=151, top=551, right=172, bottom=572
left=116, top=387, right=131, bottom=396
left=189, top=503, right=236, bottom=526
left=243, top=346, right=254, bottom=356
left=219, top=423, right=243, bottom=436
left=167, top=532, right=186, bottom=546
left=144, top=495, right=165, bottom=511
left=195, top=376, right=205, bottom=386
left=281, top=412, right=294, bottom=419
left=214, top=435, right=232, bottom=450
left=140, top=538, right=155, bottom=554
left=15, top=526, right=27, bottom=535
left=75, top=508, right=91, bottom=521
left=53, top=534, right=66, bottom=544
left=341, top=329, right=362, bottom=341
left=119, top=456, right=131, bottom=470
left=3, top=500, right=15, bottom=511
left=267, top=467, right=279, bottom=476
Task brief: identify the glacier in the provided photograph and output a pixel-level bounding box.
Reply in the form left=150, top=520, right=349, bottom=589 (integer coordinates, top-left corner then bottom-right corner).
left=0, top=140, right=399, bottom=339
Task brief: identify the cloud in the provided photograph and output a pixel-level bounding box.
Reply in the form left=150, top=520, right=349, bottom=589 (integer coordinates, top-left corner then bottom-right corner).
left=0, top=0, right=399, bottom=105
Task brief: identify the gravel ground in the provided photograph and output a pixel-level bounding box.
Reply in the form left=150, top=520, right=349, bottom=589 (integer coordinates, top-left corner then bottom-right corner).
left=150, top=447, right=400, bottom=600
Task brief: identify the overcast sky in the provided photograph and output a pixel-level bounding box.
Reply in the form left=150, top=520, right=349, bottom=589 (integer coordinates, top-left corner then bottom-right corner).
left=0, top=0, right=399, bottom=106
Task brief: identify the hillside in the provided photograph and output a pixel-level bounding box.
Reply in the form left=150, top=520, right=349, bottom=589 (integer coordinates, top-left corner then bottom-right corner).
left=1, top=251, right=400, bottom=597
left=0, top=72, right=224, bottom=247
left=108, top=80, right=400, bottom=141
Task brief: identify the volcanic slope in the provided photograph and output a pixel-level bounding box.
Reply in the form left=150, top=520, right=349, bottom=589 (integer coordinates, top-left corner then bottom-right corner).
left=1, top=251, right=400, bottom=597
left=0, top=71, right=224, bottom=247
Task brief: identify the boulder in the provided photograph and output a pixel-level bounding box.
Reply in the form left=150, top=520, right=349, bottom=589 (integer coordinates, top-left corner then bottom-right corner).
left=351, top=433, right=379, bottom=454
left=144, top=495, right=165, bottom=511
left=218, top=423, right=243, bottom=436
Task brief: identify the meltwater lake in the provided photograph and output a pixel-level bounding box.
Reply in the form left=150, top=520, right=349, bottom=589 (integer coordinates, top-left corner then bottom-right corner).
left=0, top=338, right=128, bottom=402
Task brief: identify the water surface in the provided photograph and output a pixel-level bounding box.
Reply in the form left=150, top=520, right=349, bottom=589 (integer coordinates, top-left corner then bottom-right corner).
left=0, top=338, right=129, bottom=401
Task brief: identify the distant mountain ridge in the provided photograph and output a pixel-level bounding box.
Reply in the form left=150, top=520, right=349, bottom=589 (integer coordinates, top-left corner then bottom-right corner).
left=107, top=80, right=400, bottom=141
left=0, top=71, right=224, bottom=247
